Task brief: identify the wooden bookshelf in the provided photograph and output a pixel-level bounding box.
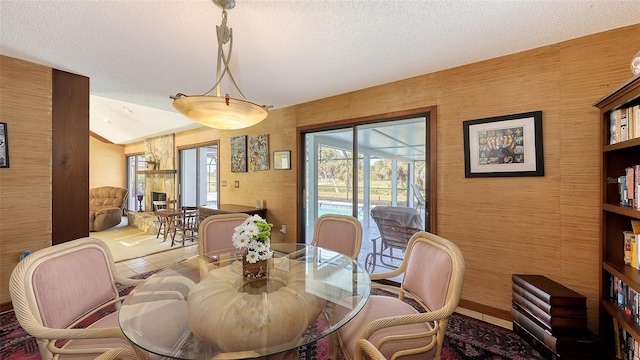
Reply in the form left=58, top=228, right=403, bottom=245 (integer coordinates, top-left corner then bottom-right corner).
left=594, top=74, right=640, bottom=358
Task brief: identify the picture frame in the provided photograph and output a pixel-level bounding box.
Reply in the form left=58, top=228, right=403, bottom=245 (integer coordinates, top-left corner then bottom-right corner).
left=273, top=150, right=291, bottom=170
left=230, top=135, right=247, bottom=173
left=463, top=111, right=544, bottom=178
left=248, top=134, right=269, bottom=171
left=0, top=122, right=8, bottom=168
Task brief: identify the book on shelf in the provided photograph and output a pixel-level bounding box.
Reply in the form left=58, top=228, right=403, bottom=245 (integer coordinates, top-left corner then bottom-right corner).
left=625, top=231, right=638, bottom=269
left=633, top=220, right=640, bottom=234
left=613, top=317, right=623, bottom=360
left=609, top=105, right=640, bottom=145
left=510, top=307, right=597, bottom=355
left=611, top=110, right=619, bottom=144
left=635, top=166, right=640, bottom=210
left=626, top=230, right=633, bottom=266
left=622, top=175, right=629, bottom=207
left=512, top=274, right=587, bottom=308
left=621, top=108, right=630, bottom=142
left=635, top=105, right=640, bottom=139
left=628, top=167, right=636, bottom=209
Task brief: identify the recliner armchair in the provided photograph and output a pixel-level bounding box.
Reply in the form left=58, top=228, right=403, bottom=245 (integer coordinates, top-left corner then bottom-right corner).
left=89, top=186, right=128, bottom=231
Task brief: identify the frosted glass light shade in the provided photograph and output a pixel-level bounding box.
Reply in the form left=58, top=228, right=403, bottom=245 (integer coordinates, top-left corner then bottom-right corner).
left=173, top=95, right=268, bottom=130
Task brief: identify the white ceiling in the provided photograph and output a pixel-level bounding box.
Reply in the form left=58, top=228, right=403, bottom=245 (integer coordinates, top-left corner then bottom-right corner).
left=1, top=0, right=639, bottom=145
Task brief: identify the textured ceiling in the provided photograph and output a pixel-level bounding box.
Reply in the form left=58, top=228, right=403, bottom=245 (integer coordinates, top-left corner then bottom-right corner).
left=1, top=0, right=639, bottom=144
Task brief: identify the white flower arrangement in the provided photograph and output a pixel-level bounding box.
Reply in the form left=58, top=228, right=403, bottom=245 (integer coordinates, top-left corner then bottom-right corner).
left=232, top=215, right=273, bottom=263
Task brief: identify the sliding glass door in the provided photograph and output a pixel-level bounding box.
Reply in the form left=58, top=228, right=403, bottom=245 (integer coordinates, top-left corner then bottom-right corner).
left=178, top=143, right=218, bottom=208
left=301, top=115, right=430, bottom=277
left=126, top=155, right=146, bottom=212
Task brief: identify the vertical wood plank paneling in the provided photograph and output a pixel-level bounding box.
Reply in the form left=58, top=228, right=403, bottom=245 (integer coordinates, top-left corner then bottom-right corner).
left=0, top=55, right=52, bottom=306
left=52, top=69, right=89, bottom=245
left=121, top=24, right=639, bottom=332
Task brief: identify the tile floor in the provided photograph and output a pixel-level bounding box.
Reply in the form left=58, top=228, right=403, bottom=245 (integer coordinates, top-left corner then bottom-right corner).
left=114, top=245, right=512, bottom=330
left=115, top=245, right=198, bottom=278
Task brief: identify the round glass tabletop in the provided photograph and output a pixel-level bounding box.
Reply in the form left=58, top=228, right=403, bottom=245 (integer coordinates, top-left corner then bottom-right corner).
left=118, top=243, right=371, bottom=359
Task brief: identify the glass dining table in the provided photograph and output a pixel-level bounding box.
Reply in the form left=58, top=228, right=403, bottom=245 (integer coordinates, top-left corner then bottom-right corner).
left=118, top=243, right=371, bottom=359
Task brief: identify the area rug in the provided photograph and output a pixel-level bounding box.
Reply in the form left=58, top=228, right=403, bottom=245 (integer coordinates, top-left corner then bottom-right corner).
left=1, top=272, right=545, bottom=360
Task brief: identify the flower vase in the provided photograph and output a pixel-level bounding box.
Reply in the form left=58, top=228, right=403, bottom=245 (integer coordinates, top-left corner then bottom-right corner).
left=243, top=253, right=268, bottom=280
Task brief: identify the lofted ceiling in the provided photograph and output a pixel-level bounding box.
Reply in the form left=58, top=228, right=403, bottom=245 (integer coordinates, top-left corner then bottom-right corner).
left=1, top=0, right=639, bottom=145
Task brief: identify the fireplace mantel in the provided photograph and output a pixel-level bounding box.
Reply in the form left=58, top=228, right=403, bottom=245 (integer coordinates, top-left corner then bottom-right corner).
left=137, top=170, right=177, bottom=175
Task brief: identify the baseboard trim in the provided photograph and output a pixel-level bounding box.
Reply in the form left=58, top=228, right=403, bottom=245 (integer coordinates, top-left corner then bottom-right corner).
left=458, top=299, right=510, bottom=321
left=0, top=302, right=13, bottom=313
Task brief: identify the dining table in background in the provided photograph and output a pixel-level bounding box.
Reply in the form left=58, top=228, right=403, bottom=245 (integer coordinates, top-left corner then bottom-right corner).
left=153, top=209, right=183, bottom=241
left=118, top=243, right=371, bottom=359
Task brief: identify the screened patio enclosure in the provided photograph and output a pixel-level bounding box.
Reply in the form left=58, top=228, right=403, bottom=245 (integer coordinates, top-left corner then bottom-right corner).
left=303, top=117, right=429, bottom=276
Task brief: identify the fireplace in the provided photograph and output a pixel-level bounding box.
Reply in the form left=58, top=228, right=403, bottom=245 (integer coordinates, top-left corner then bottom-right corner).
left=151, top=191, right=167, bottom=202
left=151, top=192, right=167, bottom=211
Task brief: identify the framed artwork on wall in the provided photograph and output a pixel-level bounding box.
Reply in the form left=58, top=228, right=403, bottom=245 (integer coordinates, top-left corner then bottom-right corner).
left=0, top=122, right=8, bottom=168
left=273, top=150, right=291, bottom=170
left=249, top=134, right=269, bottom=171
left=463, top=111, right=544, bottom=178
left=230, top=135, right=247, bottom=173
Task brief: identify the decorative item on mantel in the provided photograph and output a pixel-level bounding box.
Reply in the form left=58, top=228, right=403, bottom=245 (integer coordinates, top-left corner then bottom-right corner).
left=232, top=215, right=273, bottom=279
left=145, top=150, right=159, bottom=170
left=137, top=194, right=144, bottom=212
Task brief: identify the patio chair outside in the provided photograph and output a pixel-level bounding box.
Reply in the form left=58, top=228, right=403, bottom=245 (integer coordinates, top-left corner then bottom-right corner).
left=365, top=206, right=423, bottom=273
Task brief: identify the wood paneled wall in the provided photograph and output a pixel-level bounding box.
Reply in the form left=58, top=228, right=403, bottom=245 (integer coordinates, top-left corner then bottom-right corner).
left=127, top=25, right=639, bottom=332
left=0, top=55, right=52, bottom=305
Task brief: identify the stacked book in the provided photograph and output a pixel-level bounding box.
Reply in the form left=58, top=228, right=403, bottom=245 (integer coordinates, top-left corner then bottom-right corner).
left=511, top=274, right=601, bottom=359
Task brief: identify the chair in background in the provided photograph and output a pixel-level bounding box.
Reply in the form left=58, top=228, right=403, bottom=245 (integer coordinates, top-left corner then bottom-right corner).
left=198, top=213, right=249, bottom=255
left=310, top=214, right=363, bottom=259
left=411, top=183, right=426, bottom=213
left=89, top=186, right=128, bottom=231
left=335, top=231, right=465, bottom=360
left=153, top=199, right=177, bottom=240
left=9, top=237, right=147, bottom=360
left=366, top=206, right=423, bottom=272
left=171, top=206, right=199, bottom=247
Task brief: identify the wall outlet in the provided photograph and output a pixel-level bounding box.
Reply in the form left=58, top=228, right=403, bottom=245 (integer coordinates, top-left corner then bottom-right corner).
left=280, top=225, right=286, bottom=233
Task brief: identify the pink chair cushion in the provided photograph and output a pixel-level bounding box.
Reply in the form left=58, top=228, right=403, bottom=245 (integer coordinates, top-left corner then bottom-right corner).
left=315, top=219, right=358, bottom=257
left=32, top=246, right=117, bottom=329
left=59, top=312, right=132, bottom=360
left=336, top=295, right=434, bottom=360
left=203, top=220, right=242, bottom=253
left=402, top=241, right=452, bottom=311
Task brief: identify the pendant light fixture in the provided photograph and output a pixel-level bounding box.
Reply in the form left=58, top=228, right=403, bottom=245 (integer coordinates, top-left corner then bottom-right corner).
left=171, top=0, right=268, bottom=130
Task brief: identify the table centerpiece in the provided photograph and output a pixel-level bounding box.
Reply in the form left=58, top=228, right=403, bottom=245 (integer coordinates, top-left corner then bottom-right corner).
left=232, top=215, right=273, bottom=279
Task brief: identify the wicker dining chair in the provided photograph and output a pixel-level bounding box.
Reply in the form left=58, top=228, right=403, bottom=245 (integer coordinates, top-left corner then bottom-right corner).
left=9, top=237, right=147, bottom=360
left=310, top=214, right=363, bottom=259
left=335, top=231, right=466, bottom=360
left=198, top=213, right=250, bottom=255
left=354, top=339, right=387, bottom=360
